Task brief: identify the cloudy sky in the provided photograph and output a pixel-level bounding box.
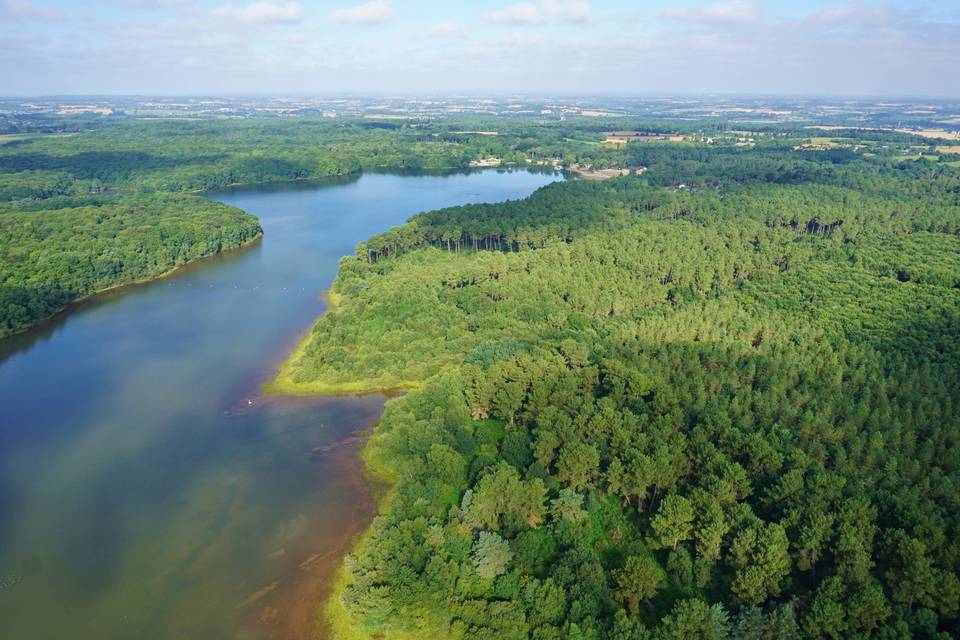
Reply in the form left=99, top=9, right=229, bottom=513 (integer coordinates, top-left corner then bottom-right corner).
left=1, top=0, right=958, bottom=97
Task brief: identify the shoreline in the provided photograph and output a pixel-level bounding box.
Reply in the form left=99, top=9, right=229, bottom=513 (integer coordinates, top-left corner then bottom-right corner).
left=107, top=163, right=553, bottom=199
left=243, top=424, right=388, bottom=640
left=0, top=231, right=263, bottom=344
left=321, top=432, right=399, bottom=640
left=257, top=168, right=560, bottom=637
left=236, top=167, right=560, bottom=638
left=261, top=289, right=409, bottom=640
left=3, top=164, right=552, bottom=345
left=262, top=289, right=419, bottom=398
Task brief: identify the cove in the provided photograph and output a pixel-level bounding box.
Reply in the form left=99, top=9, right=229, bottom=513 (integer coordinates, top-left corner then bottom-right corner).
left=0, top=170, right=560, bottom=640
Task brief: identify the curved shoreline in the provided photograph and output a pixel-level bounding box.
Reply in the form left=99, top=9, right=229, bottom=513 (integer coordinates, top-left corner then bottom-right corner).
left=263, top=289, right=419, bottom=398
left=311, top=424, right=396, bottom=640
left=0, top=231, right=263, bottom=345
left=258, top=286, right=405, bottom=640
left=3, top=165, right=547, bottom=345
left=0, top=169, right=562, bottom=640
left=246, top=426, right=387, bottom=640
left=258, top=284, right=407, bottom=638
left=259, top=169, right=563, bottom=638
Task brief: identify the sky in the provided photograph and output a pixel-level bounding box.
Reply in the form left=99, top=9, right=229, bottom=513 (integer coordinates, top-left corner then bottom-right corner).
left=1, top=0, right=959, bottom=97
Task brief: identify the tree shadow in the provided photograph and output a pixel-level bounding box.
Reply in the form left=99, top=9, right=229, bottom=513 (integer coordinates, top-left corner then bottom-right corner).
left=0, top=237, right=263, bottom=366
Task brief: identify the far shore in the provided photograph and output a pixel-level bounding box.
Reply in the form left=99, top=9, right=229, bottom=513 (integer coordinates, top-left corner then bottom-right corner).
left=0, top=231, right=263, bottom=344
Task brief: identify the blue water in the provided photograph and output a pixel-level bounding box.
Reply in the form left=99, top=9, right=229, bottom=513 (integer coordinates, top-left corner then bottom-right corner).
left=0, top=170, right=559, bottom=640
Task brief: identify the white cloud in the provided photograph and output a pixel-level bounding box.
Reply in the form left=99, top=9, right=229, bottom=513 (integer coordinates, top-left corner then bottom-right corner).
left=808, top=3, right=897, bottom=27
left=462, top=32, right=549, bottom=58
left=429, top=21, right=467, bottom=38
left=543, top=0, right=590, bottom=23
left=485, top=0, right=590, bottom=25
left=2, top=0, right=958, bottom=96
left=214, top=1, right=304, bottom=24
left=486, top=2, right=540, bottom=24
left=330, top=0, right=394, bottom=25
left=0, top=0, right=64, bottom=21
left=665, top=0, right=761, bottom=24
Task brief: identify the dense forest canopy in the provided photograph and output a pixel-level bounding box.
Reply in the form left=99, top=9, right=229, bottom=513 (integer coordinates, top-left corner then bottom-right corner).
left=2, top=114, right=960, bottom=637
left=0, top=194, right=261, bottom=337
left=1, top=116, right=955, bottom=201
left=275, top=139, right=960, bottom=639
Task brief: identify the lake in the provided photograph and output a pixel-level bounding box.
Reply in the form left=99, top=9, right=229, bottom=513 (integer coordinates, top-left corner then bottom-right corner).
left=0, top=170, right=560, bottom=640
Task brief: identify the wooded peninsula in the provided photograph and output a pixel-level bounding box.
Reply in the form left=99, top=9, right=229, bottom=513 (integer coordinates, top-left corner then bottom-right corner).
left=274, top=123, right=960, bottom=639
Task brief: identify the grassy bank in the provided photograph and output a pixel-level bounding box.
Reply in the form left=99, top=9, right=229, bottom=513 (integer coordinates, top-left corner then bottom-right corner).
left=319, top=428, right=403, bottom=640
left=263, top=288, right=421, bottom=397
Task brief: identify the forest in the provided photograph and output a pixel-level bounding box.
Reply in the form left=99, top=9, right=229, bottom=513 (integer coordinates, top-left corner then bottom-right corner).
left=0, top=115, right=644, bottom=339
left=0, top=193, right=261, bottom=337
left=0, top=116, right=725, bottom=337
left=1, top=116, right=953, bottom=202
left=2, top=115, right=960, bottom=637
left=277, top=142, right=960, bottom=639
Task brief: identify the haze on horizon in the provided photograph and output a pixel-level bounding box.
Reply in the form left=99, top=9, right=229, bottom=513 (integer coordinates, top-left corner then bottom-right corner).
left=1, top=0, right=959, bottom=98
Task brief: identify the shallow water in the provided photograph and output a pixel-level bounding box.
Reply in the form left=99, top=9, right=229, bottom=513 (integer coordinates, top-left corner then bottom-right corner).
left=0, top=170, right=559, bottom=640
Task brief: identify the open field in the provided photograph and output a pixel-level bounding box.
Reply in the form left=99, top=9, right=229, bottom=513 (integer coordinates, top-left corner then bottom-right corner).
left=467, top=157, right=502, bottom=167
left=798, top=136, right=847, bottom=149
left=566, top=164, right=643, bottom=180
left=804, top=125, right=960, bottom=142
left=892, top=155, right=939, bottom=162
left=804, top=125, right=882, bottom=132
left=897, top=128, right=960, bottom=141
left=603, top=131, right=684, bottom=146
left=795, top=136, right=874, bottom=151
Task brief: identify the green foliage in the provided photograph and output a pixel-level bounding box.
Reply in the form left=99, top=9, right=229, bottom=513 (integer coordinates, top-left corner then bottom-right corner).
left=0, top=116, right=648, bottom=201
left=730, top=523, right=791, bottom=605
left=17, top=116, right=960, bottom=638
left=466, top=462, right=547, bottom=532
left=651, top=495, right=695, bottom=552
left=614, top=555, right=666, bottom=615
left=471, top=532, right=514, bottom=579
left=0, top=193, right=260, bottom=337
left=734, top=603, right=800, bottom=640
left=655, top=598, right=730, bottom=640
left=318, top=144, right=960, bottom=639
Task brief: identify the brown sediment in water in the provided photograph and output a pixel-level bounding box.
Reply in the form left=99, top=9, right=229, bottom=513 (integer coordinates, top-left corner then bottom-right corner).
left=239, top=425, right=383, bottom=640
left=224, top=278, right=389, bottom=639
left=234, top=286, right=395, bottom=639
left=311, top=435, right=360, bottom=455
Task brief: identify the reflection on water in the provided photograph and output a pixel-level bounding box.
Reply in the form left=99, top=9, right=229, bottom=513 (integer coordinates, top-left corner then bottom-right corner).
left=0, top=170, right=560, bottom=639
left=0, top=238, right=265, bottom=368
